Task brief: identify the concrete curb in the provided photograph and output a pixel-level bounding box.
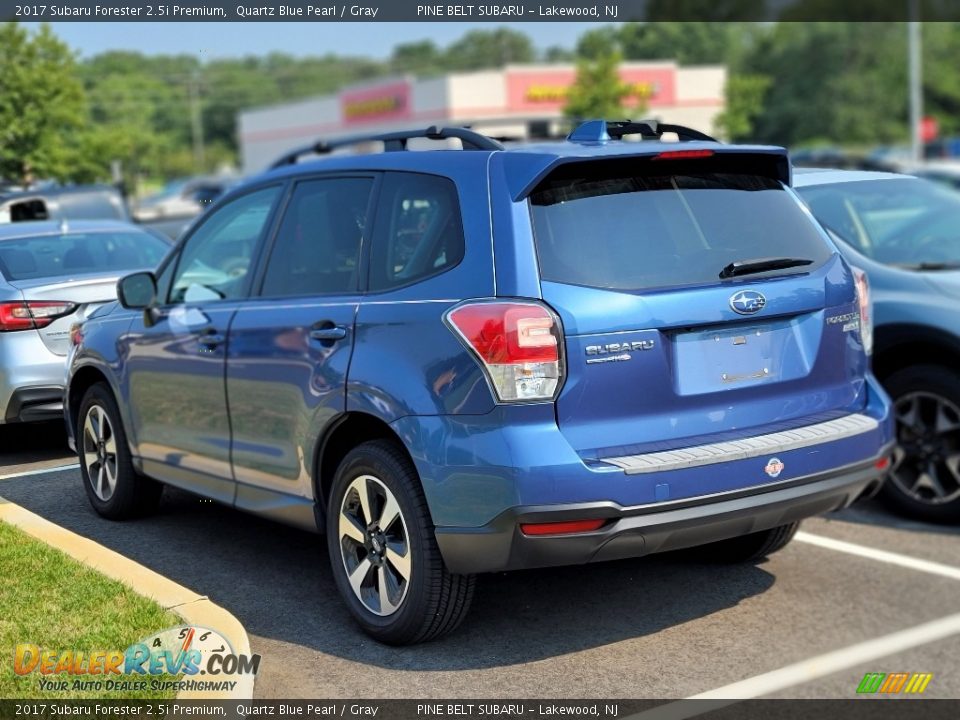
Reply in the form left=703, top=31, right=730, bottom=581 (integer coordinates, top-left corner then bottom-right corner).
left=0, top=495, right=254, bottom=701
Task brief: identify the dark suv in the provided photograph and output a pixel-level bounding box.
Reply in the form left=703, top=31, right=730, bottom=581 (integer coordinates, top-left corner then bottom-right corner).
left=66, top=122, right=893, bottom=644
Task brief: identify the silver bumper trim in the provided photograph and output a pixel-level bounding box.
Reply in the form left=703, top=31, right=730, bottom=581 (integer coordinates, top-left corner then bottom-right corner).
left=602, top=413, right=880, bottom=474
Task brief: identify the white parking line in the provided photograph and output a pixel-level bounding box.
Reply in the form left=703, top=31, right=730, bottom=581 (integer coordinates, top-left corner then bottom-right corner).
left=796, top=530, right=960, bottom=581
left=627, top=529, right=960, bottom=717
left=625, top=611, right=960, bottom=719
left=690, top=611, right=960, bottom=700
left=0, top=464, right=79, bottom=481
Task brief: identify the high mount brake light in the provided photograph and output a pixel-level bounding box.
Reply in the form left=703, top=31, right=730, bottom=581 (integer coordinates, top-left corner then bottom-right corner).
left=0, top=301, right=75, bottom=332
left=653, top=149, right=715, bottom=160
left=446, top=301, right=563, bottom=402
left=852, top=267, right=873, bottom=356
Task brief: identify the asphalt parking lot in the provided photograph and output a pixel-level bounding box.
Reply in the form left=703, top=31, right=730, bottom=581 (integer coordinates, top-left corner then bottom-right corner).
left=3, top=423, right=959, bottom=701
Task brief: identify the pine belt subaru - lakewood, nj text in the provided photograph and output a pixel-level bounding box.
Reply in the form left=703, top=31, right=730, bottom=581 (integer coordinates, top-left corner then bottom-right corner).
left=65, top=121, right=894, bottom=644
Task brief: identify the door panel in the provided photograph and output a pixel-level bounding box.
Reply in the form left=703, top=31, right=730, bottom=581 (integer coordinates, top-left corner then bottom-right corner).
left=227, top=300, right=359, bottom=497
left=226, top=176, right=373, bottom=500
left=124, top=185, right=283, bottom=499
left=126, top=304, right=239, bottom=502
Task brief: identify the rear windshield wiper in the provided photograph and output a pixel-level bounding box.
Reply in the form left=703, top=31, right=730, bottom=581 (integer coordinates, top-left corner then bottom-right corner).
left=720, top=257, right=814, bottom=279
left=893, top=261, right=960, bottom=271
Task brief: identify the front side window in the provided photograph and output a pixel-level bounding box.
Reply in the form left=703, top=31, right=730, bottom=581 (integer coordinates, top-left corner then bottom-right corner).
left=169, top=186, right=280, bottom=303
left=368, top=173, right=465, bottom=291
left=260, top=177, right=373, bottom=297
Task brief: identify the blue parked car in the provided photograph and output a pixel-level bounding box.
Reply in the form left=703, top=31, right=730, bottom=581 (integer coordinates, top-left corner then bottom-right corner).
left=795, top=169, right=960, bottom=523
left=66, top=122, right=893, bottom=644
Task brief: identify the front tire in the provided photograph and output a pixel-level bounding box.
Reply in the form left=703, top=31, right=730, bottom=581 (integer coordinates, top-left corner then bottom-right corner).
left=694, top=522, right=800, bottom=563
left=880, top=365, right=960, bottom=523
left=326, top=440, right=474, bottom=645
left=78, top=383, right=162, bottom=520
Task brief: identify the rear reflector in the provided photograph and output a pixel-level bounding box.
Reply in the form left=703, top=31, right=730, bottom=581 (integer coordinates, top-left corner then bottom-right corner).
left=653, top=149, right=715, bottom=161
left=520, top=519, right=605, bottom=536
left=0, top=301, right=76, bottom=332
left=446, top=301, right=563, bottom=401
left=875, top=456, right=890, bottom=471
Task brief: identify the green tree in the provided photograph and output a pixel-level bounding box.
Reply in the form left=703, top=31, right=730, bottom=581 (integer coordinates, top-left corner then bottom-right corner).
left=0, top=23, right=87, bottom=184
left=744, top=23, right=909, bottom=146
left=445, top=29, right=535, bottom=70
left=564, top=52, right=632, bottom=121
left=575, top=26, right=622, bottom=60
left=391, top=40, right=443, bottom=75
left=715, top=74, right=771, bottom=140
left=544, top=46, right=576, bottom=63
left=618, top=22, right=745, bottom=65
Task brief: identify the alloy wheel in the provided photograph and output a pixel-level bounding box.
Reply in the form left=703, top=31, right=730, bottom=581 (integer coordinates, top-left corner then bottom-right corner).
left=890, top=391, right=960, bottom=506
left=82, top=404, right=119, bottom=502
left=338, top=474, right=412, bottom=616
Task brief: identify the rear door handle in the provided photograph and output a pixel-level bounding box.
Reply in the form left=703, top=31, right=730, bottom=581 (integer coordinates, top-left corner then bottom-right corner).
left=309, top=326, right=347, bottom=341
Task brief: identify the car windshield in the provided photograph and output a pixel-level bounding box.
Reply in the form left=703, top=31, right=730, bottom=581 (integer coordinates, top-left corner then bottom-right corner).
left=797, top=177, right=960, bottom=268
left=0, top=230, right=169, bottom=281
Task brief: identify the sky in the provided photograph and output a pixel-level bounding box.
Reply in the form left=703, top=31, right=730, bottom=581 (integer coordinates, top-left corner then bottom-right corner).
left=25, top=22, right=606, bottom=60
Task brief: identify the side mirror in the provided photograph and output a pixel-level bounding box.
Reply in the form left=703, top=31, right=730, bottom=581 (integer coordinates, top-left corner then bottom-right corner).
left=117, top=271, right=157, bottom=310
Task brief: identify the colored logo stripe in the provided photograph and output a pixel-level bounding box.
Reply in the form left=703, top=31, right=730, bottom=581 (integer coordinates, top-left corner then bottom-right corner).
left=857, top=672, right=932, bottom=694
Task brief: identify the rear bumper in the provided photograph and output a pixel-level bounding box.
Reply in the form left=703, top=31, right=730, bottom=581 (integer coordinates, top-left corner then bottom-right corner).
left=435, top=450, right=891, bottom=574
left=4, top=386, right=64, bottom=423
left=0, top=329, right=66, bottom=424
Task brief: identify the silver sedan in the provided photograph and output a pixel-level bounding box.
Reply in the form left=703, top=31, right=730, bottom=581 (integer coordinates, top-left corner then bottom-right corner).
left=0, top=219, right=170, bottom=423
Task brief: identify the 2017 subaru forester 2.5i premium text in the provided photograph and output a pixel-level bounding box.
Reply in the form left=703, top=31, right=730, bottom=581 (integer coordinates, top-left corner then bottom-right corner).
left=65, top=121, right=893, bottom=645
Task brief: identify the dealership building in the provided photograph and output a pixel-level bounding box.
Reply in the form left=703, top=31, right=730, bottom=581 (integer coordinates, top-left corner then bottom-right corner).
left=238, top=62, right=727, bottom=172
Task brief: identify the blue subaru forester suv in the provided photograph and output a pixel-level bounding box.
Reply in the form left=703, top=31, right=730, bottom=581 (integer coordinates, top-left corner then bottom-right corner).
left=66, top=121, right=893, bottom=644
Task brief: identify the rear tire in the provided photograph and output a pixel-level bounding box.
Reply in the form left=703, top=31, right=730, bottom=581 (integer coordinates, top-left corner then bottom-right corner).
left=880, top=365, right=960, bottom=523
left=78, top=383, right=162, bottom=520
left=326, top=440, right=475, bottom=645
left=694, top=522, right=800, bottom=563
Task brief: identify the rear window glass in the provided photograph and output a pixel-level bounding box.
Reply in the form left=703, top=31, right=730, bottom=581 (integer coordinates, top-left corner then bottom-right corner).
left=0, top=231, right=168, bottom=281
left=56, top=191, right=126, bottom=221
left=529, top=160, right=832, bottom=291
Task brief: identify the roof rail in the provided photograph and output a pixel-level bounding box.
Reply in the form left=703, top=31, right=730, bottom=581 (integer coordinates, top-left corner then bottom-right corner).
left=568, top=119, right=719, bottom=145
left=269, top=126, right=505, bottom=169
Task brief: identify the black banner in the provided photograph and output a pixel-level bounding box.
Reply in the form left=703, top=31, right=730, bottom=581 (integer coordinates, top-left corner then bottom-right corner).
left=2, top=0, right=960, bottom=22
left=1, top=700, right=958, bottom=720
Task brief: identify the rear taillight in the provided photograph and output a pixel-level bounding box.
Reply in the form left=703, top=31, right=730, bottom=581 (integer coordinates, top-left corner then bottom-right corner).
left=852, top=267, right=873, bottom=356
left=0, top=301, right=76, bottom=332
left=446, top=301, right=563, bottom=402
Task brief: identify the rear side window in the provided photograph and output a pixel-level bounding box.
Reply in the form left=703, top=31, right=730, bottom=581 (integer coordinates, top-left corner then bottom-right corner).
left=260, top=177, right=373, bottom=297
left=368, top=172, right=465, bottom=291
left=529, top=158, right=832, bottom=291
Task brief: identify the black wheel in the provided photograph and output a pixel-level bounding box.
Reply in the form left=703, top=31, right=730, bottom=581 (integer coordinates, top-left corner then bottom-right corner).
left=881, top=365, right=960, bottom=523
left=326, top=440, right=475, bottom=645
left=694, top=522, right=800, bottom=563
left=78, top=383, right=162, bottom=520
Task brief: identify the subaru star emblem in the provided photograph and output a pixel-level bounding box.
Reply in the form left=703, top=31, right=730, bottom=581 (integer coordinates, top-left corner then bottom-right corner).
left=730, top=290, right=767, bottom=315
